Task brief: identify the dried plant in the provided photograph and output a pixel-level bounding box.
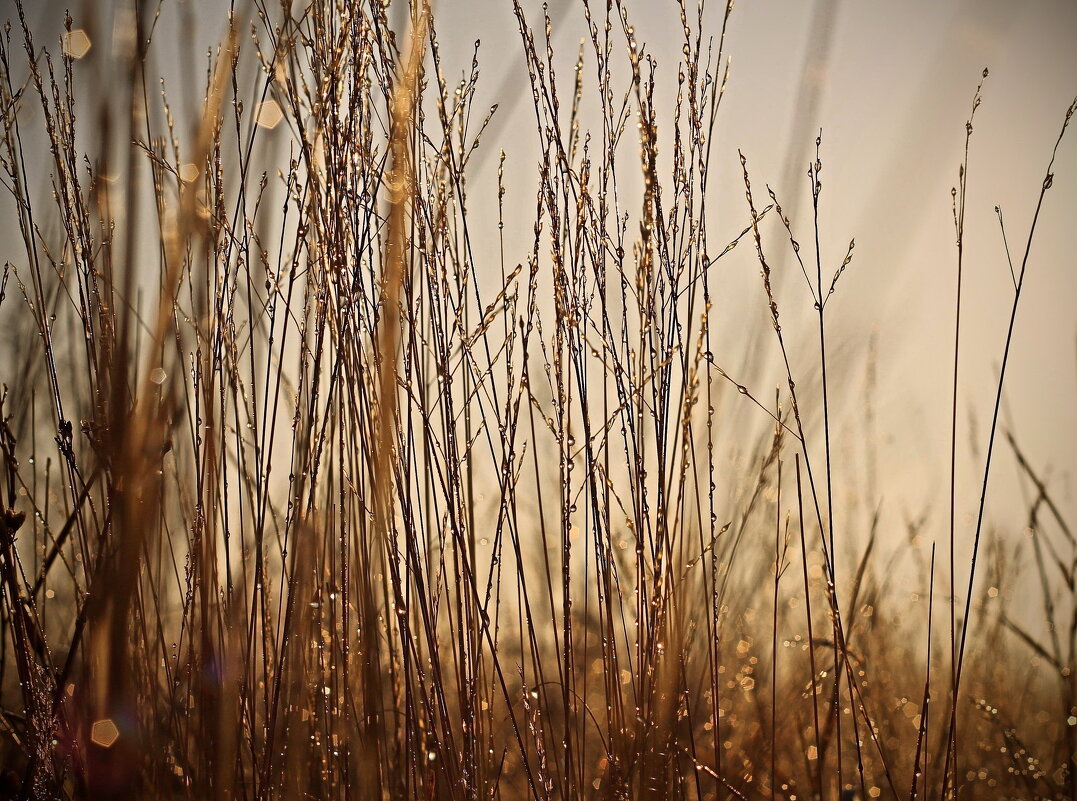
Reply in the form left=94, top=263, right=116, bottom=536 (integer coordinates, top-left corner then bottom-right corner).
left=0, top=1, right=1073, bottom=800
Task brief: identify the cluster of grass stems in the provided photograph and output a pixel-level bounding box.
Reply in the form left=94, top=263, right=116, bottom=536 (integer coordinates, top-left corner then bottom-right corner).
left=0, top=0, right=1074, bottom=799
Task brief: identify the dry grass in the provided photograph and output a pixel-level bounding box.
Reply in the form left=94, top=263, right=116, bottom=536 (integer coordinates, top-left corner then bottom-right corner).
left=0, top=1, right=1074, bottom=799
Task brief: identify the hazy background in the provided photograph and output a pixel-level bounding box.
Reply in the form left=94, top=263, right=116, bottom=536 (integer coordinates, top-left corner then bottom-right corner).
left=6, top=0, right=1077, bottom=591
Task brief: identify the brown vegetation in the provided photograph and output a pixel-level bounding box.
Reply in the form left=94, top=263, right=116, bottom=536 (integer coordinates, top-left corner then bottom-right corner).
left=0, top=1, right=1073, bottom=799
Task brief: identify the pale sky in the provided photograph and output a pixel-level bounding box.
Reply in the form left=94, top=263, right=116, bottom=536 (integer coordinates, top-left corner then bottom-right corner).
left=7, top=0, right=1077, bottom=584
left=435, top=0, right=1077, bottom=554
